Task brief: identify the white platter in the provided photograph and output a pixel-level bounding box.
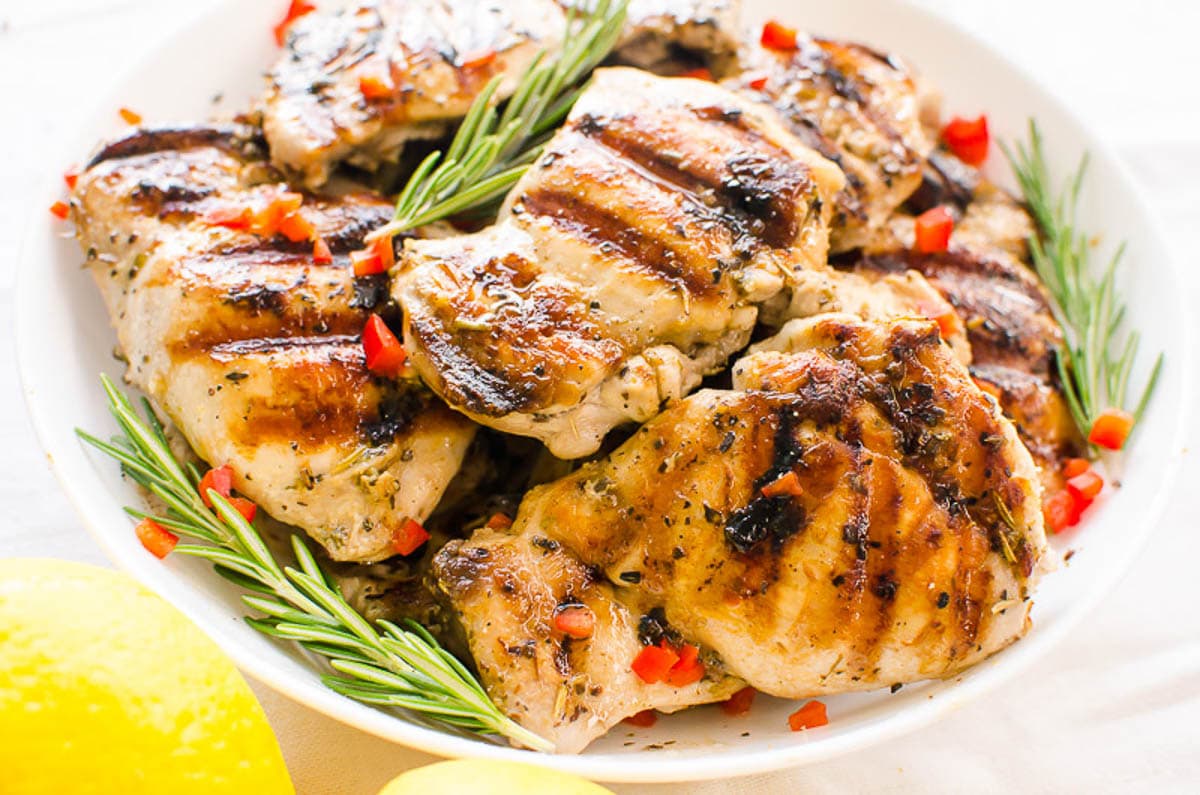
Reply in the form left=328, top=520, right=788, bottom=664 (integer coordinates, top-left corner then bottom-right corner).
left=15, top=0, right=1194, bottom=783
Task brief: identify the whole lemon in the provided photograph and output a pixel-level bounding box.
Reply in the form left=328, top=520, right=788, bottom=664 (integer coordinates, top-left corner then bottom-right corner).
left=379, top=759, right=613, bottom=794
left=0, top=559, right=293, bottom=795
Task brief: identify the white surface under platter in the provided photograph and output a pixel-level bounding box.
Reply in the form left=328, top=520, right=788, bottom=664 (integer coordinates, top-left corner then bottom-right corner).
left=15, top=0, right=1193, bottom=783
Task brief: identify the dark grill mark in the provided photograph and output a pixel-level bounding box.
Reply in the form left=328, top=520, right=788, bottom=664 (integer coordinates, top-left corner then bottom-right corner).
left=724, top=494, right=805, bottom=554
left=519, top=188, right=717, bottom=297
left=87, top=125, right=265, bottom=168
left=574, top=113, right=811, bottom=251
left=362, top=387, right=424, bottom=447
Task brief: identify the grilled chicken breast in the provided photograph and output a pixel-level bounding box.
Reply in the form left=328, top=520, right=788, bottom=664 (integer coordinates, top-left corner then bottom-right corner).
left=851, top=175, right=1085, bottom=489
left=71, top=125, right=476, bottom=561
left=436, top=314, right=1049, bottom=751
left=262, top=0, right=567, bottom=187
left=728, top=37, right=934, bottom=252
left=262, top=0, right=745, bottom=188
left=613, top=0, right=742, bottom=75
left=396, top=67, right=845, bottom=458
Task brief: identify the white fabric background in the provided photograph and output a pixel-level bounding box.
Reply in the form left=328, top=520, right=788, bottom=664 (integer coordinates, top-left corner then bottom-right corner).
left=2, top=1, right=1198, bottom=792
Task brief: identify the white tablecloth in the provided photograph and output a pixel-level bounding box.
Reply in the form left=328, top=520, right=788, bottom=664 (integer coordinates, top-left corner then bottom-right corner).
left=3, top=1, right=1198, bottom=792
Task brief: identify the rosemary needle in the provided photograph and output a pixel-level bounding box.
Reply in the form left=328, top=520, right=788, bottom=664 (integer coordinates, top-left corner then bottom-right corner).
left=370, top=0, right=629, bottom=242
left=77, top=374, right=553, bottom=752
left=1002, top=121, right=1164, bottom=448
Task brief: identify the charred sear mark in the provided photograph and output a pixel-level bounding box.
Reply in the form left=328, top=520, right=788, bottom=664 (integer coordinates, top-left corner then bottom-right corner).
left=87, top=125, right=266, bottom=168
left=224, top=283, right=287, bottom=314
left=721, top=152, right=805, bottom=248
left=362, top=387, right=424, bottom=446
left=573, top=112, right=810, bottom=252
left=724, top=494, right=805, bottom=554
left=519, top=188, right=716, bottom=297
left=130, top=179, right=215, bottom=208
left=350, top=273, right=389, bottom=310
left=637, top=606, right=670, bottom=646
left=754, top=406, right=805, bottom=486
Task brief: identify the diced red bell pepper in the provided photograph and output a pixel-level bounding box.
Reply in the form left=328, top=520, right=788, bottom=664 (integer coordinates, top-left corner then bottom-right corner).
left=362, top=314, right=408, bottom=377
left=788, top=700, right=828, bottom=731
left=1066, top=469, right=1104, bottom=501
left=228, top=497, right=258, bottom=523
left=277, top=211, right=315, bottom=243
left=250, top=190, right=303, bottom=237
left=679, top=67, right=714, bottom=81
left=1043, top=489, right=1090, bottom=533
left=312, top=237, right=333, bottom=264
left=198, top=465, right=234, bottom=508
left=745, top=72, right=770, bottom=91
left=372, top=235, right=395, bottom=270
left=761, top=20, right=798, bottom=51
left=1088, top=408, right=1135, bottom=451
left=351, top=248, right=385, bottom=277
left=552, top=604, right=596, bottom=640
left=359, top=72, right=395, bottom=101
left=631, top=643, right=679, bottom=684
left=203, top=204, right=252, bottom=230
left=49, top=201, right=70, bottom=220
left=273, top=0, right=316, bottom=47
left=914, top=206, right=954, bottom=254
left=392, top=517, right=430, bottom=556
left=917, top=298, right=964, bottom=340
left=942, top=115, right=989, bottom=166
left=720, top=686, right=757, bottom=716
left=1062, top=457, right=1091, bottom=478
left=761, top=471, right=803, bottom=499
left=135, top=518, right=179, bottom=559
left=118, top=107, right=143, bottom=126
left=624, top=709, right=658, bottom=728
left=485, top=513, right=513, bottom=530
left=665, top=643, right=705, bottom=687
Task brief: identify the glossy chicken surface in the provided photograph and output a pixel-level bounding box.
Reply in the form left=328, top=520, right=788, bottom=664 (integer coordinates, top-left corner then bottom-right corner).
left=396, top=67, right=845, bottom=458
left=262, top=0, right=746, bottom=188
left=728, top=37, right=934, bottom=252
left=72, top=126, right=476, bottom=561
left=262, top=0, right=566, bottom=187
left=436, top=315, right=1050, bottom=751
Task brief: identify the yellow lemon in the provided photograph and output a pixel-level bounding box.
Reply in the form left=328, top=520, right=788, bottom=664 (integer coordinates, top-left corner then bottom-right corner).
left=0, top=558, right=293, bottom=795
left=379, top=759, right=613, bottom=795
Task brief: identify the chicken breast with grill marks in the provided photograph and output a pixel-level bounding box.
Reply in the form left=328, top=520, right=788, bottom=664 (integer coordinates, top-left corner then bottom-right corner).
left=435, top=314, right=1050, bottom=752
left=396, top=67, right=845, bottom=458
left=727, top=37, right=934, bottom=252
left=262, top=0, right=746, bottom=188
left=262, top=0, right=567, bottom=187
left=72, top=125, right=475, bottom=562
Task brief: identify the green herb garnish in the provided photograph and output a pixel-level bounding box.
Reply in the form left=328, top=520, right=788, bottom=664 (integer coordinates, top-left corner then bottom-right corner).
left=1002, top=121, right=1164, bottom=447
left=77, top=375, right=552, bottom=752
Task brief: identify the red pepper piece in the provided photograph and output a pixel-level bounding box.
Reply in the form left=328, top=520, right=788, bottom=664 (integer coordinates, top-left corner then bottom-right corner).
left=942, top=115, right=989, bottom=166
left=761, top=20, right=798, bottom=51
left=198, top=465, right=234, bottom=508
left=552, top=604, right=596, bottom=640
left=392, top=517, right=430, bottom=556
left=362, top=314, right=408, bottom=376
left=135, top=518, right=179, bottom=559
left=788, top=700, right=828, bottom=731
left=914, top=206, right=954, bottom=254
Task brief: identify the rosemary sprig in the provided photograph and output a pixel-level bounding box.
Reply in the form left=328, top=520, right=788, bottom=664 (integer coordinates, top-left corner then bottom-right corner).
left=1002, top=121, right=1164, bottom=448
left=369, top=0, right=628, bottom=242
left=77, top=375, right=552, bottom=752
